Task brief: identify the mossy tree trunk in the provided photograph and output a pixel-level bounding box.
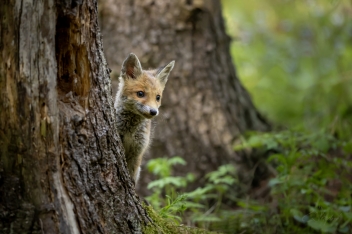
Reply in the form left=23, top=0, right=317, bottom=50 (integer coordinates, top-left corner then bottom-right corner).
left=0, top=0, right=151, bottom=233
left=99, top=0, right=270, bottom=195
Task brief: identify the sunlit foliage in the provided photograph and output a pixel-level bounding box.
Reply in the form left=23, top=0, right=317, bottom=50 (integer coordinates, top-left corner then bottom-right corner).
left=223, top=0, right=352, bottom=138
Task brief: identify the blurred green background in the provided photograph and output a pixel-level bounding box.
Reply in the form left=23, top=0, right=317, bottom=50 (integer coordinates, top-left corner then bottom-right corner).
left=222, top=0, right=352, bottom=139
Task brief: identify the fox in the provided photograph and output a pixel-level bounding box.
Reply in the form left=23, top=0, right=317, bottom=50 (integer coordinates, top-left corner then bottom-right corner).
left=114, top=53, right=175, bottom=184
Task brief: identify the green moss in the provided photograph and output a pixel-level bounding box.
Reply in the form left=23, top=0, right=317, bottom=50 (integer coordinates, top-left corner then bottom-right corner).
left=142, top=204, right=214, bottom=234
left=40, top=119, right=46, bottom=137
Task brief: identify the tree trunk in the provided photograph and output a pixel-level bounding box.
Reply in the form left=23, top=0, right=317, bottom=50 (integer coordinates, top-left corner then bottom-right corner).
left=99, top=0, right=270, bottom=195
left=0, top=0, right=150, bottom=233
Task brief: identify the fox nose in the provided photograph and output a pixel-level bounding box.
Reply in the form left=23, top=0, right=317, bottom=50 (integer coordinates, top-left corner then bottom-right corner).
left=150, top=109, right=158, bottom=116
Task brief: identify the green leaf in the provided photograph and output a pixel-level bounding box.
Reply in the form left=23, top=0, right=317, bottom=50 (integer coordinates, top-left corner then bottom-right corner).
left=290, top=209, right=309, bottom=223
left=247, top=135, right=265, bottom=148
left=267, top=153, right=287, bottom=164
left=167, top=156, right=186, bottom=166
left=237, top=201, right=268, bottom=212
left=184, top=186, right=214, bottom=200
left=342, top=212, right=352, bottom=220
left=268, top=178, right=282, bottom=187
left=339, top=206, right=351, bottom=212
left=343, top=140, right=352, bottom=154
left=312, top=137, right=330, bottom=153
left=147, top=177, right=187, bottom=190
left=307, top=219, right=337, bottom=233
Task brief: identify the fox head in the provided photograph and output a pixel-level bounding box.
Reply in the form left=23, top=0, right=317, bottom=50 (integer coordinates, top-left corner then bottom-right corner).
left=118, top=53, right=175, bottom=119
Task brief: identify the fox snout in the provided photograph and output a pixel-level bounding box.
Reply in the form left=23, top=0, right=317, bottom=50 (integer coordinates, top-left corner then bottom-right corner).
left=150, top=109, right=158, bottom=116
left=137, top=103, right=159, bottom=118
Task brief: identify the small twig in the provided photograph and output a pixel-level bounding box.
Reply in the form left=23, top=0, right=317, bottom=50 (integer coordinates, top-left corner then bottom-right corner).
left=203, top=202, right=216, bottom=216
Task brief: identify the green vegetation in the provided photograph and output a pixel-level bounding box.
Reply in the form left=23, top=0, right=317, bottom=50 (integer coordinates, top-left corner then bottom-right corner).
left=146, top=157, right=239, bottom=231
left=143, top=204, right=211, bottom=234
left=234, top=130, right=352, bottom=233
left=147, top=132, right=352, bottom=233
left=223, top=0, right=352, bottom=137
left=146, top=1, right=352, bottom=233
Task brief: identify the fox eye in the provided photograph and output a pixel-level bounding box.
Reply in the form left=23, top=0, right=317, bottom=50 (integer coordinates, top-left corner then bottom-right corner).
left=137, top=91, right=145, bottom=98
left=156, top=95, right=161, bottom=102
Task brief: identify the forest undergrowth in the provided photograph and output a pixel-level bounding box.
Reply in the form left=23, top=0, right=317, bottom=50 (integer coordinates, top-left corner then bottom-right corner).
left=145, top=130, right=352, bottom=233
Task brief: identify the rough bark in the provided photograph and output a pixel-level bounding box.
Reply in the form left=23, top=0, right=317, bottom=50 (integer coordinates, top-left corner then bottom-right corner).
left=99, top=0, right=270, bottom=195
left=0, top=0, right=150, bottom=233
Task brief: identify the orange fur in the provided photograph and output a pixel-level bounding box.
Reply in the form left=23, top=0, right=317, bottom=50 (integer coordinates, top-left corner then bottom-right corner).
left=123, top=71, right=164, bottom=110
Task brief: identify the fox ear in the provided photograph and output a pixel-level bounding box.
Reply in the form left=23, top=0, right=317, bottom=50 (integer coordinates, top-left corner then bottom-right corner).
left=121, top=53, right=142, bottom=79
left=156, top=61, right=175, bottom=86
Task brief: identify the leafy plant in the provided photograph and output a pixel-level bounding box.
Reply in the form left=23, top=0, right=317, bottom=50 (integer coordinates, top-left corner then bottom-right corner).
left=146, top=156, right=194, bottom=219
left=146, top=157, right=239, bottom=229
left=234, top=130, right=352, bottom=233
